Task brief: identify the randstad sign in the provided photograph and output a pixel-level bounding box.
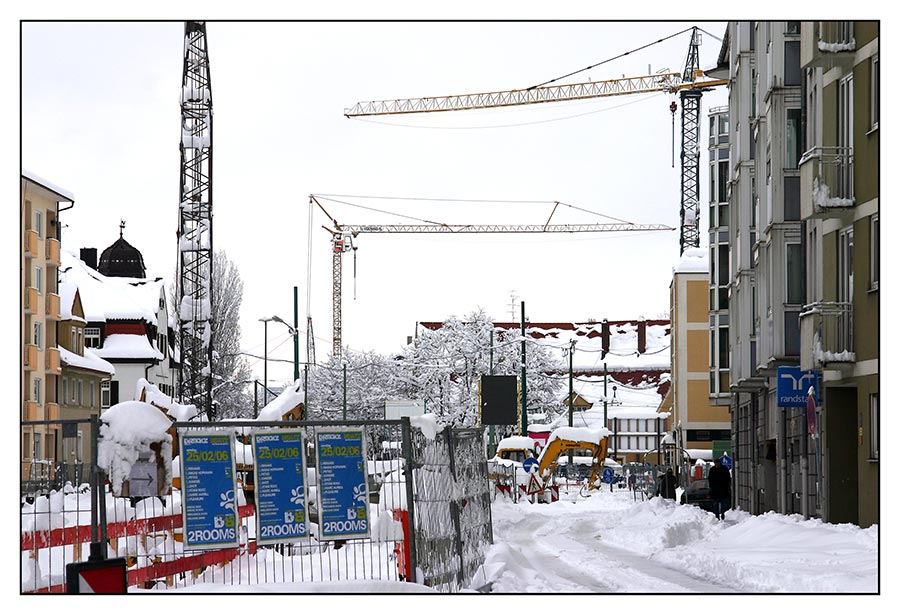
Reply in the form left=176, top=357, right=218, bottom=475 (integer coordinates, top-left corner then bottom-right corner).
left=776, top=367, right=819, bottom=407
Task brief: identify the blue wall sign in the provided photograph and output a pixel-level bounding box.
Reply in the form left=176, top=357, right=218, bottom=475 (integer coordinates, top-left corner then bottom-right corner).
left=253, top=430, right=309, bottom=545
left=315, top=429, right=370, bottom=540
left=719, top=454, right=733, bottom=471
left=179, top=432, right=239, bottom=550
left=776, top=367, right=819, bottom=407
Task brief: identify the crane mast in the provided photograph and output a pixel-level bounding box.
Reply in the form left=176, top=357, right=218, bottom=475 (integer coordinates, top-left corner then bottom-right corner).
left=344, top=27, right=725, bottom=256
left=177, top=21, right=214, bottom=418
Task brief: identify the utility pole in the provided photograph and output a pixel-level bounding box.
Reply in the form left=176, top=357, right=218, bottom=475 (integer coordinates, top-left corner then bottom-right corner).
left=489, top=328, right=495, bottom=457
left=342, top=361, right=347, bottom=421
left=293, top=287, right=300, bottom=381
left=520, top=301, right=527, bottom=436
left=568, top=340, right=575, bottom=428
left=603, top=362, right=608, bottom=427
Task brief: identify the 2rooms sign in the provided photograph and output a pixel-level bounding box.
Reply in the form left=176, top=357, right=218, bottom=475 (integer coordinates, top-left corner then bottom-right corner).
left=776, top=366, right=820, bottom=408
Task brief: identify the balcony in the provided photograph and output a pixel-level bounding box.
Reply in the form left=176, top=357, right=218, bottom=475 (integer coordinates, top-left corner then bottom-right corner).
left=23, top=400, right=40, bottom=422
left=45, top=347, right=61, bottom=374
left=799, top=302, right=855, bottom=372
left=23, top=344, right=38, bottom=371
left=24, top=286, right=39, bottom=314
left=45, top=292, right=60, bottom=321
left=46, top=237, right=61, bottom=267
left=46, top=402, right=60, bottom=422
left=24, top=229, right=38, bottom=259
left=802, top=22, right=856, bottom=69
left=799, top=147, right=855, bottom=219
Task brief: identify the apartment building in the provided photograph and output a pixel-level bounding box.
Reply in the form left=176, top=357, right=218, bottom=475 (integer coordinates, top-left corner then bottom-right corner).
left=798, top=21, right=879, bottom=528
left=670, top=248, right=731, bottom=461
left=719, top=22, right=878, bottom=527
left=21, top=172, right=71, bottom=482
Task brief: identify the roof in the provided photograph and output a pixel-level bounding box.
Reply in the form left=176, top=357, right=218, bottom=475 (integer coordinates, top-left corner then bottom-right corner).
left=417, top=319, right=671, bottom=373
left=673, top=247, right=709, bottom=274
left=60, top=249, right=165, bottom=324
left=22, top=170, right=75, bottom=202
left=98, top=235, right=147, bottom=278
left=58, top=346, right=115, bottom=376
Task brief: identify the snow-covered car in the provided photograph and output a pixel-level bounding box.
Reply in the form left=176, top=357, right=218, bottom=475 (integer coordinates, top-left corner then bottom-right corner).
left=680, top=479, right=715, bottom=512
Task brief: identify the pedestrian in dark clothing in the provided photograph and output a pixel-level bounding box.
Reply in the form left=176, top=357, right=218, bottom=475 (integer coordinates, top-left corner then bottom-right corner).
left=655, top=467, right=677, bottom=500
left=707, top=458, right=731, bottom=520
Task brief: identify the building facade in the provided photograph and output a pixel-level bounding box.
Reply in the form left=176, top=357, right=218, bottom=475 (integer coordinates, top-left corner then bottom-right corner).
left=798, top=21, right=879, bottom=528
left=720, top=21, right=878, bottom=527
left=21, top=173, right=71, bottom=482
left=670, top=248, right=731, bottom=461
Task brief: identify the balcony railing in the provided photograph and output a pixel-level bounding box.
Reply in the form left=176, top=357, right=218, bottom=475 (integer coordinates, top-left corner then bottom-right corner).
left=46, top=237, right=61, bottom=266
left=23, top=344, right=38, bottom=371
left=46, top=292, right=60, bottom=321
left=45, top=347, right=61, bottom=374
left=799, top=146, right=855, bottom=218
left=817, top=21, right=855, bottom=52
left=23, top=400, right=40, bottom=422
left=24, top=229, right=38, bottom=259
left=24, top=286, right=39, bottom=314
left=799, top=302, right=855, bottom=371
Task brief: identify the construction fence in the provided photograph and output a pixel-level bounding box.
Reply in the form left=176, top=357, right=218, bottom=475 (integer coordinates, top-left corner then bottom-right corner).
left=20, top=417, right=493, bottom=593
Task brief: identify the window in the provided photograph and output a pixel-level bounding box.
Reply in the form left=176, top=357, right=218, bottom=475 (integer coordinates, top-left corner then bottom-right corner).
left=839, top=228, right=854, bottom=303
left=62, top=377, right=68, bottom=404
left=870, top=394, right=879, bottom=460
left=90, top=381, right=96, bottom=408
left=870, top=215, right=879, bottom=290
left=76, top=379, right=83, bottom=406
left=871, top=55, right=879, bottom=129
left=719, top=327, right=729, bottom=368
left=718, top=245, right=729, bottom=287
left=33, top=377, right=42, bottom=405
left=35, top=210, right=43, bottom=239
left=718, top=161, right=729, bottom=203
left=34, top=322, right=42, bottom=350
left=101, top=382, right=111, bottom=409
left=786, top=243, right=803, bottom=304
left=85, top=327, right=101, bottom=348
left=784, top=41, right=801, bottom=86
left=785, top=21, right=800, bottom=35
left=786, top=108, right=802, bottom=168
left=34, top=266, right=43, bottom=294
left=77, top=328, right=83, bottom=353
left=33, top=433, right=42, bottom=460
left=71, top=328, right=77, bottom=351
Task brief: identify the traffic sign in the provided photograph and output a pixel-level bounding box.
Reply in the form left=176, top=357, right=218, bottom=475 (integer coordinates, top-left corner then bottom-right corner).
left=66, top=558, right=127, bottom=593
left=523, top=457, right=539, bottom=473
left=526, top=473, right=543, bottom=495
left=719, top=453, right=733, bottom=471
left=602, top=467, right=614, bottom=484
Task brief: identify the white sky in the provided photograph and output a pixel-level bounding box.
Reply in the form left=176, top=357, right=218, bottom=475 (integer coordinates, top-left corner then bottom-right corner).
left=18, top=18, right=732, bottom=387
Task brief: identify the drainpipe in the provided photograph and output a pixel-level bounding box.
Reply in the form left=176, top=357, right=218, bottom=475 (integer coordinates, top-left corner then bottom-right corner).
left=800, top=406, right=809, bottom=519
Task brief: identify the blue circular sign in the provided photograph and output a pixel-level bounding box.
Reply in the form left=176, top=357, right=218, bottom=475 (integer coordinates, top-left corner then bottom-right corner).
left=523, top=457, right=539, bottom=473
left=602, top=467, right=614, bottom=483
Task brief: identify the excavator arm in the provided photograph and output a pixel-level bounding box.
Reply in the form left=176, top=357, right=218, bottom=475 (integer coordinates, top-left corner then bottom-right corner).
left=536, top=428, right=609, bottom=490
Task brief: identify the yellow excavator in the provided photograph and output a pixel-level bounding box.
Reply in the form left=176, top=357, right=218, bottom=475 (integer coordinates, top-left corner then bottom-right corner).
left=536, top=427, right=610, bottom=492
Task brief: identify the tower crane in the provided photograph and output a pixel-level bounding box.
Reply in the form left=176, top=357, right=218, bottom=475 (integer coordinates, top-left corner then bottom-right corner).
left=310, top=195, right=675, bottom=359
left=344, top=27, right=727, bottom=257
left=177, top=21, right=215, bottom=418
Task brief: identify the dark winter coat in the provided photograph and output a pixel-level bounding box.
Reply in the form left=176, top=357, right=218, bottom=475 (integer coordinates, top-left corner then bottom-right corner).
left=656, top=471, right=677, bottom=499
left=708, top=464, right=731, bottom=499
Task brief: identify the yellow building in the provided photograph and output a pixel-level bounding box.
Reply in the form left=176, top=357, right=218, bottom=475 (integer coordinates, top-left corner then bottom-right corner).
left=21, top=172, right=72, bottom=484
left=670, top=248, right=731, bottom=457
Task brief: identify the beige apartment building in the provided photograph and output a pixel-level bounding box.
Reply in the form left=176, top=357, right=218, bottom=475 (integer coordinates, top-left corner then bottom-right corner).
left=21, top=172, right=71, bottom=483
left=670, top=249, right=731, bottom=461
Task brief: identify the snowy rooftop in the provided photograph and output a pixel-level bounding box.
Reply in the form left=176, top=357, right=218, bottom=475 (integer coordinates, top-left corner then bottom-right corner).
left=673, top=246, right=709, bottom=274
left=94, top=333, right=163, bottom=361
left=22, top=169, right=75, bottom=201
left=58, top=345, right=115, bottom=376
left=256, top=379, right=305, bottom=422
left=60, top=249, right=166, bottom=324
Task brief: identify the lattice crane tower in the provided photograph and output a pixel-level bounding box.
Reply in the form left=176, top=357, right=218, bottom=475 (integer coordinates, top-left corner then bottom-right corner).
left=177, top=21, right=214, bottom=418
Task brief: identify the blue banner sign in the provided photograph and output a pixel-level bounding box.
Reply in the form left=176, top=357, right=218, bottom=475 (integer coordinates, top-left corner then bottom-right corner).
left=315, top=429, right=370, bottom=540
left=776, top=366, right=819, bottom=407
left=179, top=432, right=239, bottom=550
left=253, top=430, right=309, bottom=545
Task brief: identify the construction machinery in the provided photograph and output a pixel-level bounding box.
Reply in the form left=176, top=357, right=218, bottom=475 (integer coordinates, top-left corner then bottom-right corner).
left=536, top=426, right=610, bottom=492
left=344, top=26, right=727, bottom=257
left=310, top=194, right=674, bottom=359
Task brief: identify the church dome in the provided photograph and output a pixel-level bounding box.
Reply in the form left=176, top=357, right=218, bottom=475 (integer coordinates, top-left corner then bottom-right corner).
left=97, top=222, right=146, bottom=278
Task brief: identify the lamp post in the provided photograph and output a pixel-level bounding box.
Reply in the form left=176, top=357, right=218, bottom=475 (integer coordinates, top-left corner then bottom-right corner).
left=260, top=315, right=296, bottom=408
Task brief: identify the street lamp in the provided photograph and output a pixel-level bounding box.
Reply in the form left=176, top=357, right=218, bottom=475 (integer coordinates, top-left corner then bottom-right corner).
left=259, top=315, right=297, bottom=408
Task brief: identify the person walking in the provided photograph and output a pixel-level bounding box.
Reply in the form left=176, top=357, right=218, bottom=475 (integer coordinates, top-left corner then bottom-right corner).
left=707, top=458, right=731, bottom=520
left=655, top=467, right=677, bottom=500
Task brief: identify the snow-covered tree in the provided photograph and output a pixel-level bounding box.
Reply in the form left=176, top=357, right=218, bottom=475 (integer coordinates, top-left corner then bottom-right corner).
left=305, top=348, right=403, bottom=422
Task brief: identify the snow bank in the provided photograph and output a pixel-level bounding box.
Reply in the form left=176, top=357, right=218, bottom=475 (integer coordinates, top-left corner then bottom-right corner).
left=410, top=413, right=443, bottom=440
left=98, top=401, right=173, bottom=495
left=495, top=436, right=536, bottom=451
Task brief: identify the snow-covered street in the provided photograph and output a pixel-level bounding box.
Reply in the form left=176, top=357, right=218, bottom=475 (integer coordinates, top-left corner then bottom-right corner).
left=475, top=487, right=878, bottom=594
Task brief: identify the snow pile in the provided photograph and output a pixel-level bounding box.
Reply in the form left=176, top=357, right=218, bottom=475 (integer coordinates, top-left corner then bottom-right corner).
left=97, top=401, right=173, bottom=495
left=94, top=333, right=163, bottom=361
left=546, top=426, right=610, bottom=446
left=410, top=413, right=443, bottom=440
left=818, top=39, right=855, bottom=52
left=673, top=246, right=709, bottom=273
left=256, top=379, right=305, bottom=421
left=136, top=378, right=199, bottom=421
left=495, top=436, right=536, bottom=452
left=812, top=176, right=854, bottom=209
